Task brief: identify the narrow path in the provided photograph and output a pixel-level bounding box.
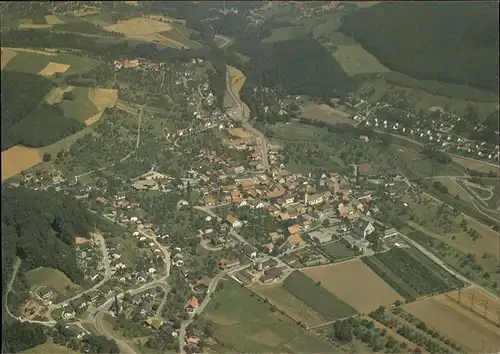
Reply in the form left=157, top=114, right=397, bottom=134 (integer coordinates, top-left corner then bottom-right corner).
left=4, top=258, right=22, bottom=321
left=74, top=101, right=147, bottom=182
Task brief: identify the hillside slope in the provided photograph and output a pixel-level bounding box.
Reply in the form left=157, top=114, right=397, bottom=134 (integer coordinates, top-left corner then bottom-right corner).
left=1, top=71, right=85, bottom=151
left=339, top=2, right=499, bottom=92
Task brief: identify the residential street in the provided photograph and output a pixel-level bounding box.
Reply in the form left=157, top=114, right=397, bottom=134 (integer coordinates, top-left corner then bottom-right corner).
left=194, top=205, right=251, bottom=245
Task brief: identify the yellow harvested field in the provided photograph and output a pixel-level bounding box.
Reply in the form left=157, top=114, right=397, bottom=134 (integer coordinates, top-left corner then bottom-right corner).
left=404, top=290, right=500, bottom=352
left=44, top=15, right=65, bottom=25
left=75, top=236, right=90, bottom=245
left=451, top=155, right=500, bottom=174
left=1, top=49, right=18, bottom=70
left=349, top=1, right=381, bottom=8
left=18, top=24, right=53, bottom=29
left=85, top=88, right=118, bottom=126
left=44, top=86, right=75, bottom=105
left=105, top=17, right=172, bottom=36
left=229, top=128, right=252, bottom=139
left=303, top=259, right=403, bottom=313
left=38, top=62, right=70, bottom=76
left=443, top=287, right=499, bottom=325
left=2, top=146, right=42, bottom=181
left=301, top=102, right=353, bottom=125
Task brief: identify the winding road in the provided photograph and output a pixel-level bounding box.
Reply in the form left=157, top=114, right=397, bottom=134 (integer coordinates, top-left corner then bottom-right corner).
left=225, top=66, right=269, bottom=171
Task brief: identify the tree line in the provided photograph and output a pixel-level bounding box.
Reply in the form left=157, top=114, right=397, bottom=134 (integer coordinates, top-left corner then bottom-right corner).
left=1, top=71, right=85, bottom=151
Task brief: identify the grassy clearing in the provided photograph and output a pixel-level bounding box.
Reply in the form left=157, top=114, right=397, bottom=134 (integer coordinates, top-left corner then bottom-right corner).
left=283, top=271, right=358, bottom=320
left=250, top=284, right=326, bottom=327
left=321, top=241, right=357, bottom=260
left=22, top=341, right=77, bottom=354
left=381, top=71, right=498, bottom=103
left=358, top=77, right=498, bottom=118
left=26, top=267, right=81, bottom=296
left=303, top=260, right=404, bottom=314
left=333, top=45, right=390, bottom=76
left=312, top=16, right=343, bottom=39
left=300, top=102, right=354, bottom=125
left=159, top=23, right=203, bottom=50
left=451, top=155, right=500, bottom=175
left=58, top=86, right=99, bottom=123
left=203, top=278, right=336, bottom=353
left=261, top=26, right=310, bottom=43
left=390, top=145, right=464, bottom=178
left=403, top=293, right=500, bottom=352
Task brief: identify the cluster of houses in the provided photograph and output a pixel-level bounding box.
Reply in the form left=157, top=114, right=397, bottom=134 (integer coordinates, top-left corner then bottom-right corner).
left=351, top=99, right=500, bottom=163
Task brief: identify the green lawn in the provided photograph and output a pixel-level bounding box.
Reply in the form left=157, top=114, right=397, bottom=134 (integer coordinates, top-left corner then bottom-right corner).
left=58, top=86, right=99, bottom=123
left=203, top=278, right=337, bottom=353
left=26, top=267, right=81, bottom=296
left=282, top=271, right=358, bottom=320
left=321, top=241, right=357, bottom=261
left=22, top=341, right=77, bottom=354
left=261, top=26, right=310, bottom=43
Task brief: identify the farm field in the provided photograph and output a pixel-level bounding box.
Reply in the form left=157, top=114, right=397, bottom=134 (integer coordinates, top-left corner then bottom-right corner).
left=85, top=88, right=118, bottom=125
left=203, top=278, right=337, bottom=353
left=300, top=102, right=354, bottom=125
left=362, top=247, right=464, bottom=300
left=321, top=241, right=357, bottom=260
left=58, top=87, right=100, bottom=123
left=2, top=49, right=99, bottom=75
left=303, top=259, right=403, bottom=313
left=159, top=22, right=203, bottom=49
left=451, top=155, right=500, bottom=175
left=358, top=77, right=498, bottom=118
left=261, top=26, right=309, bottom=43
left=26, top=267, right=81, bottom=297
left=44, top=15, right=65, bottom=25
left=250, top=284, right=326, bottom=327
left=104, top=17, right=185, bottom=49
left=1, top=48, right=18, bottom=70
left=39, top=62, right=70, bottom=76
left=403, top=290, right=500, bottom=352
left=332, top=45, right=390, bottom=76
left=282, top=270, right=358, bottom=320
left=18, top=24, right=52, bottom=29
left=1, top=146, right=42, bottom=181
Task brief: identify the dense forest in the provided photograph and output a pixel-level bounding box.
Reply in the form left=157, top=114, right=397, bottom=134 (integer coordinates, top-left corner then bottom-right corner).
left=1, top=188, right=98, bottom=352
left=1, top=29, right=207, bottom=63
left=1, top=72, right=85, bottom=151
left=1, top=187, right=94, bottom=291
left=339, top=2, right=499, bottom=92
